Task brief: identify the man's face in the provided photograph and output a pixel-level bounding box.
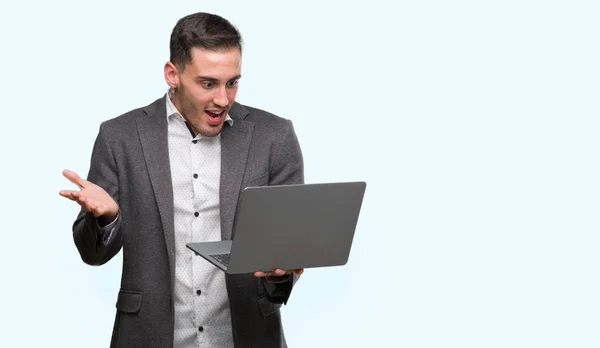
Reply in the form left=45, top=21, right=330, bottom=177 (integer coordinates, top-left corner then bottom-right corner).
left=165, top=47, right=241, bottom=137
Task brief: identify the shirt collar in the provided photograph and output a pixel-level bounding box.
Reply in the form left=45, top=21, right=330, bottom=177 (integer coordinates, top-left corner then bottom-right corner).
left=165, top=89, right=233, bottom=127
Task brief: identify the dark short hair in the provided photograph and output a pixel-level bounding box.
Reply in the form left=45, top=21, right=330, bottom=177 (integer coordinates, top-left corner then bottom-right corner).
left=170, top=12, right=243, bottom=69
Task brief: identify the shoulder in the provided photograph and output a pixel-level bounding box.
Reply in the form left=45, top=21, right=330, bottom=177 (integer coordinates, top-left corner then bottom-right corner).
left=233, top=103, right=302, bottom=158
left=99, top=97, right=164, bottom=132
left=233, top=102, right=294, bottom=133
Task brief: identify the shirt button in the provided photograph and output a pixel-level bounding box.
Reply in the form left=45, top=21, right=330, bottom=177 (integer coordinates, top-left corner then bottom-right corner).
left=196, top=289, right=202, bottom=295
left=194, top=212, right=199, bottom=217
left=198, top=326, right=204, bottom=332
left=193, top=173, right=198, bottom=179
left=192, top=140, right=198, bottom=144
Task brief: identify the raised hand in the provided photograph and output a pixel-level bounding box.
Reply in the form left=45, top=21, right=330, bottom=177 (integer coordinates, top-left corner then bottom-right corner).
left=59, top=169, right=119, bottom=224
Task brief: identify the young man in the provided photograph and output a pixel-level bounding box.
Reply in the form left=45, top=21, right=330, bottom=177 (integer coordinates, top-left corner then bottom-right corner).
left=60, top=12, right=304, bottom=348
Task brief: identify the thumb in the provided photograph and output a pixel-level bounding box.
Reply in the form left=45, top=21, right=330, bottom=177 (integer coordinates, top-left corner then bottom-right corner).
left=63, top=169, right=86, bottom=188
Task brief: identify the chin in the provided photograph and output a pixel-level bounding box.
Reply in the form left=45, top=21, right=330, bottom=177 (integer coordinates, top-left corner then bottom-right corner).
left=199, top=124, right=224, bottom=137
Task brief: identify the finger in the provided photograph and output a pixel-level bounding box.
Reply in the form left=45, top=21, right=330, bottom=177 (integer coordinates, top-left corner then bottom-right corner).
left=294, top=269, right=304, bottom=275
left=273, top=269, right=286, bottom=276
left=71, top=191, right=94, bottom=204
left=91, top=202, right=105, bottom=217
left=76, top=196, right=93, bottom=212
left=59, top=190, right=77, bottom=201
left=254, top=271, right=267, bottom=277
left=63, top=169, right=86, bottom=188
left=89, top=201, right=98, bottom=211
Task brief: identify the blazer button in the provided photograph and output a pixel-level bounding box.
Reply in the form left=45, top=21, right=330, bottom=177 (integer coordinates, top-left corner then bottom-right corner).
left=198, top=326, right=204, bottom=332
left=196, top=289, right=201, bottom=295
left=194, top=212, right=199, bottom=217
left=193, top=173, right=198, bottom=179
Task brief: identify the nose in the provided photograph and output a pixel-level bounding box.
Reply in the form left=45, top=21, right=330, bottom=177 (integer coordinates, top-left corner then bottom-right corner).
left=213, top=86, right=229, bottom=108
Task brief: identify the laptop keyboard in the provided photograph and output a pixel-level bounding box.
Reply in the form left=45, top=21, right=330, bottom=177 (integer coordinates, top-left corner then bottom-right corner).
left=210, top=253, right=231, bottom=267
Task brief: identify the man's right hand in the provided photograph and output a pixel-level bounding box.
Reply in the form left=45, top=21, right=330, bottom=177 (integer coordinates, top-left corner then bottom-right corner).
left=59, top=169, right=119, bottom=225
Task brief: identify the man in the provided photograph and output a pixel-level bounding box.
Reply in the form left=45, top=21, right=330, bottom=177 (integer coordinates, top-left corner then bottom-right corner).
left=60, top=12, right=304, bottom=348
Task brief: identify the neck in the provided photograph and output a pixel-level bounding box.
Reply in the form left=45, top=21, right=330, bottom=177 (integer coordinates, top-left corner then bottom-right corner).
left=170, top=90, right=200, bottom=137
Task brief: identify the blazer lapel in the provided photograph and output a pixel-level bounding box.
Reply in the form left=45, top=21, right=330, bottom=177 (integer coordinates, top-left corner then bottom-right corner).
left=136, top=96, right=176, bottom=281
left=220, top=102, right=253, bottom=240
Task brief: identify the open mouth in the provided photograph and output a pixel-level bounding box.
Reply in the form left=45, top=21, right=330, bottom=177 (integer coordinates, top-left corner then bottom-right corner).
left=205, top=110, right=225, bottom=125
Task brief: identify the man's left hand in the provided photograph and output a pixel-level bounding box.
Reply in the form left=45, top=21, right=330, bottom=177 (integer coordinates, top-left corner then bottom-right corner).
left=254, top=269, right=304, bottom=278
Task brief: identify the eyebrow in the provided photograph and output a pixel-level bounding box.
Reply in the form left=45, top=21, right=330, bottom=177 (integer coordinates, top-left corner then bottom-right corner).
left=195, top=75, right=242, bottom=82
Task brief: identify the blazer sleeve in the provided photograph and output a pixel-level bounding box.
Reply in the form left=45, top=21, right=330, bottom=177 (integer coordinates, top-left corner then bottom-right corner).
left=260, top=119, right=304, bottom=304
left=72, top=123, right=124, bottom=266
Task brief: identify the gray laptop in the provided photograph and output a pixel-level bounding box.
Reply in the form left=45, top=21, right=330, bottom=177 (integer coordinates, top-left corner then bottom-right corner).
left=186, top=181, right=366, bottom=274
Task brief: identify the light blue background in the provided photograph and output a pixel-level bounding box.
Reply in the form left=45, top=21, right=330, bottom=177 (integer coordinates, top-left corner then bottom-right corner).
left=0, top=1, right=598, bottom=347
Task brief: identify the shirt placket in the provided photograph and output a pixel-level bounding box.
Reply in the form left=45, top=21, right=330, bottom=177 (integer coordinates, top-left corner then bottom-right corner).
left=172, top=118, right=197, bottom=346
left=190, top=136, right=208, bottom=342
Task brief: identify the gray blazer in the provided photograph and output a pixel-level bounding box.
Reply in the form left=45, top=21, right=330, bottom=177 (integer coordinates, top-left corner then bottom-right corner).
left=72, top=96, right=304, bottom=348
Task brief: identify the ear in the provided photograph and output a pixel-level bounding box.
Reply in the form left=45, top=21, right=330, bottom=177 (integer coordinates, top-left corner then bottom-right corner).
left=164, top=61, right=180, bottom=88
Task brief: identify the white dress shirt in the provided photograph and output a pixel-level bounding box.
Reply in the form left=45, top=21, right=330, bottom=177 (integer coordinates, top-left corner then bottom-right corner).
left=166, top=93, right=235, bottom=348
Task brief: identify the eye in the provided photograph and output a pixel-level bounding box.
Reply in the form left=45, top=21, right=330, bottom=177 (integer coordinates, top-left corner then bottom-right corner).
left=201, top=81, right=215, bottom=89
left=226, top=79, right=239, bottom=88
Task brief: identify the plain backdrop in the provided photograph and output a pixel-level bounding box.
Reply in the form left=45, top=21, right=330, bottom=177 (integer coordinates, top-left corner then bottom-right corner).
left=0, top=1, right=598, bottom=347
